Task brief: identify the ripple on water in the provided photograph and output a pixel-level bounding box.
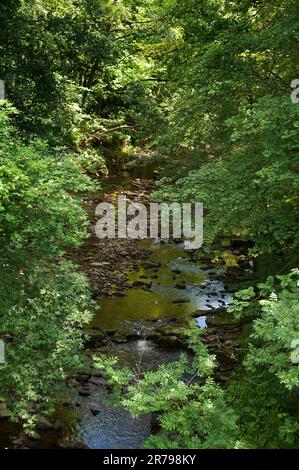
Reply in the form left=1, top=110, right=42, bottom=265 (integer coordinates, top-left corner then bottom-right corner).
left=79, top=340, right=183, bottom=449
left=82, top=240, right=232, bottom=448
left=80, top=390, right=151, bottom=449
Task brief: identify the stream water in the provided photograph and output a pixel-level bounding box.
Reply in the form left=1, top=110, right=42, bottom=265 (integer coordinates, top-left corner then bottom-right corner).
left=90, top=240, right=231, bottom=334
left=76, top=238, right=233, bottom=449
left=0, top=177, right=236, bottom=449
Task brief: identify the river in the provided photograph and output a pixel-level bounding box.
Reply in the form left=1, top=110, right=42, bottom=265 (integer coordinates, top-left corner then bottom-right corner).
left=0, top=176, right=241, bottom=449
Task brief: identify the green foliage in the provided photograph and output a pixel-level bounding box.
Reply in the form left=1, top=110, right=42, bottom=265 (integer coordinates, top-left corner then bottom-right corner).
left=1, top=0, right=298, bottom=449
left=228, top=269, right=299, bottom=448
left=151, top=0, right=299, bottom=255
left=0, top=105, right=95, bottom=429
left=0, top=261, right=94, bottom=432
left=77, top=148, right=107, bottom=177
left=95, top=323, right=240, bottom=449
left=242, top=270, right=299, bottom=391
left=142, top=2, right=299, bottom=447
left=0, top=104, right=93, bottom=261
left=228, top=287, right=256, bottom=319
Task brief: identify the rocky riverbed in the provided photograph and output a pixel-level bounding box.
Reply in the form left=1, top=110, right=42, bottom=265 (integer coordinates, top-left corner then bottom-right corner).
left=0, top=176, right=254, bottom=449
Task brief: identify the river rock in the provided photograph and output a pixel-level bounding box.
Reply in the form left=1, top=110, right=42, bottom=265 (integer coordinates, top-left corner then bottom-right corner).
left=88, top=403, right=101, bottom=416
left=151, top=333, right=184, bottom=348
left=12, top=436, right=28, bottom=447
left=208, top=307, right=228, bottom=316
left=36, top=417, right=54, bottom=431
left=175, top=283, right=186, bottom=290
left=188, top=310, right=203, bottom=318
left=84, top=330, right=106, bottom=346
left=76, top=368, right=92, bottom=378
left=218, top=374, right=230, bottom=382
left=143, top=261, right=161, bottom=269
left=115, top=290, right=126, bottom=297
left=112, top=335, right=128, bottom=344
left=131, top=280, right=152, bottom=288
left=171, top=269, right=182, bottom=275
left=26, top=431, right=41, bottom=441
left=172, top=299, right=189, bottom=304
left=53, top=419, right=66, bottom=432
left=89, top=377, right=106, bottom=386
left=0, top=409, right=9, bottom=419
left=76, top=374, right=90, bottom=383
left=90, top=368, right=104, bottom=378
left=156, top=326, right=183, bottom=338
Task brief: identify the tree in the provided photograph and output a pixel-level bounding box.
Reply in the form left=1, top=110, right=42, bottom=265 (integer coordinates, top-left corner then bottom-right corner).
left=0, top=104, right=94, bottom=431
left=95, top=323, right=240, bottom=449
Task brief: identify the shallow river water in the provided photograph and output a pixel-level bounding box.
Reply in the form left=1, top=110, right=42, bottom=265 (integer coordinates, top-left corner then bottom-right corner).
left=77, top=238, right=232, bottom=449
left=0, top=178, right=236, bottom=449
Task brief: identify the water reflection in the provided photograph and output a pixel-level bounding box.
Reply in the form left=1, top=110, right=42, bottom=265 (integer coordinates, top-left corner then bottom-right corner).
left=91, top=240, right=231, bottom=334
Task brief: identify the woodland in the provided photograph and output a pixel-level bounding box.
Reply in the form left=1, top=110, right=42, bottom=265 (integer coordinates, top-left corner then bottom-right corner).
left=0, top=0, right=298, bottom=450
